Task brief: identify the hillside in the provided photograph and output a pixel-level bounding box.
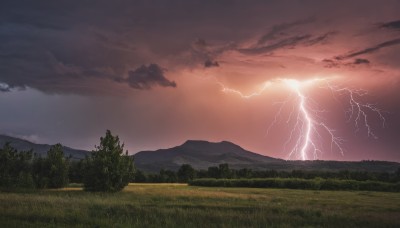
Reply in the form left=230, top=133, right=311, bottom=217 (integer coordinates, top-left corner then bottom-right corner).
left=134, top=140, right=400, bottom=173
left=0, top=135, right=88, bottom=160
left=134, top=140, right=282, bottom=172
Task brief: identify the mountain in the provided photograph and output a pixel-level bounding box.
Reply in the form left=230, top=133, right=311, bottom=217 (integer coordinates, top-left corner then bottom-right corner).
left=134, top=140, right=282, bottom=172
left=134, top=140, right=400, bottom=173
left=1, top=135, right=399, bottom=173
left=0, top=135, right=88, bottom=160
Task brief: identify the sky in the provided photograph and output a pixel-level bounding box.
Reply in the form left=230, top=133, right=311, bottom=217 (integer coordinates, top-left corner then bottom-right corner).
left=0, top=0, right=400, bottom=161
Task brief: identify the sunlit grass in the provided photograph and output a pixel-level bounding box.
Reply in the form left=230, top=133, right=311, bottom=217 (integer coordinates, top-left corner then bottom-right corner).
left=0, top=183, right=399, bottom=227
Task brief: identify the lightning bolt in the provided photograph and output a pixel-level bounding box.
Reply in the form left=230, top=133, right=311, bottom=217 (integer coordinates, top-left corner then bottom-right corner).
left=218, top=78, right=385, bottom=160
left=218, top=81, right=272, bottom=99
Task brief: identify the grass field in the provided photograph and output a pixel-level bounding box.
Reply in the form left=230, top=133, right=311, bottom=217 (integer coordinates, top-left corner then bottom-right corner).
left=0, top=184, right=399, bottom=227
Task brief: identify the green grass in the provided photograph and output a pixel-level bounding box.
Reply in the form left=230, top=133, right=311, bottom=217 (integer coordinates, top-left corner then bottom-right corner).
left=0, top=183, right=399, bottom=227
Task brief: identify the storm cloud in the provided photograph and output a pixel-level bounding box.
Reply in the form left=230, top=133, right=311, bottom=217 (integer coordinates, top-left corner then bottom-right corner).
left=257, top=17, right=315, bottom=46
left=117, top=64, right=176, bottom=90
left=336, top=38, right=400, bottom=60
left=380, top=20, right=400, bottom=30
left=204, top=60, right=219, bottom=68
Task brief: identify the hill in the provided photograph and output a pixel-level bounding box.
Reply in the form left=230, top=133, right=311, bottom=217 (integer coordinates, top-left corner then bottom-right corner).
left=1, top=135, right=398, bottom=173
left=0, top=135, right=88, bottom=160
left=134, top=140, right=281, bottom=172
left=134, top=140, right=400, bottom=173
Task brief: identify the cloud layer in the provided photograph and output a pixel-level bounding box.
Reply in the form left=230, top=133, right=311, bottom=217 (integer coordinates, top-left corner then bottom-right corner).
left=1, top=0, right=399, bottom=94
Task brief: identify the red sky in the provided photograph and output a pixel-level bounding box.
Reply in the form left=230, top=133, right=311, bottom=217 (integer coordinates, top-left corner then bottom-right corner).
left=0, top=0, right=399, bottom=161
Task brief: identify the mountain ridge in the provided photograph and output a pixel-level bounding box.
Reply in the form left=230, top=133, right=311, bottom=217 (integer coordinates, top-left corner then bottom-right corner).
left=134, top=140, right=400, bottom=173
left=1, top=135, right=399, bottom=173
left=0, top=134, right=88, bottom=160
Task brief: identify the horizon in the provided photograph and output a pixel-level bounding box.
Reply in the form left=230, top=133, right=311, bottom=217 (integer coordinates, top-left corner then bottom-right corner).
left=1, top=1, right=400, bottom=162
left=2, top=133, right=399, bottom=163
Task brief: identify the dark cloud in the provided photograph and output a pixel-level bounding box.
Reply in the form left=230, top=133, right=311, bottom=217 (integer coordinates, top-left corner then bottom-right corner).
left=238, top=35, right=311, bottom=55
left=305, top=32, right=336, bottom=46
left=353, top=58, right=370, bottom=64
left=204, top=59, right=219, bottom=68
left=322, top=59, right=340, bottom=68
left=336, top=38, right=400, bottom=60
left=117, top=64, right=176, bottom=90
left=322, top=58, right=370, bottom=68
left=257, top=17, right=315, bottom=45
left=380, top=20, right=400, bottom=30
left=237, top=26, right=335, bottom=56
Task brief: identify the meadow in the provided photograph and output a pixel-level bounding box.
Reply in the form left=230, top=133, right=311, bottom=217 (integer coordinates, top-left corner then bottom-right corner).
left=1, top=184, right=399, bottom=227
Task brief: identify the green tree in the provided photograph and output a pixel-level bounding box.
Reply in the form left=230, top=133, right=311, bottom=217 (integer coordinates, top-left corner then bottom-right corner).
left=394, top=167, right=400, bottom=182
left=164, top=170, right=178, bottom=183
left=0, top=143, right=34, bottom=188
left=83, top=130, right=135, bottom=192
left=237, top=168, right=253, bottom=179
left=69, top=160, right=85, bottom=183
left=46, top=144, right=69, bottom=188
left=133, top=170, right=147, bottom=183
left=32, top=156, right=48, bottom=188
left=177, top=164, right=196, bottom=182
left=32, top=144, right=69, bottom=188
left=218, top=163, right=232, bottom=179
left=207, top=166, right=219, bottom=178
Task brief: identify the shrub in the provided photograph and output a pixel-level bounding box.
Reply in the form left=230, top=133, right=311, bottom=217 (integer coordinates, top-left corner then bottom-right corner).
left=188, top=178, right=400, bottom=192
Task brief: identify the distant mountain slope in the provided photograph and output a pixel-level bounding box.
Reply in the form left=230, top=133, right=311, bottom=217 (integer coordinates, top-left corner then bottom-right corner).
left=0, top=135, right=89, bottom=160
left=134, top=140, right=400, bottom=173
left=134, top=140, right=281, bottom=172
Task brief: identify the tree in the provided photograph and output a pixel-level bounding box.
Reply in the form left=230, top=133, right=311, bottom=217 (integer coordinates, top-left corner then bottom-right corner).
left=164, top=170, right=178, bottom=183
left=46, top=144, right=69, bottom=188
left=32, top=156, right=48, bottom=188
left=237, top=168, right=253, bottom=179
left=177, top=164, right=196, bottom=182
left=394, top=167, right=400, bottom=182
left=218, top=163, right=232, bottom=179
left=207, top=166, right=219, bottom=178
left=83, top=130, right=135, bottom=192
left=0, top=143, right=34, bottom=188
left=133, top=170, right=147, bottom=183
left=32, top=144, right=69, bottom=188
left=69, top=160, right=85, bottom=183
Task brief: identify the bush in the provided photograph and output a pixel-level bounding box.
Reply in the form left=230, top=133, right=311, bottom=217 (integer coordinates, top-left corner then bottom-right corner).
left=83, top=130, right=135, bottom=192
left=188, top=178, right=400, bottom=192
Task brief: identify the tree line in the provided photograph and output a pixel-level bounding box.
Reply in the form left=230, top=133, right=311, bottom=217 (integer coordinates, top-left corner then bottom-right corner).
left=189, top=178, right=400, bottom=192
left=0, top=130, right=134, bottom=192
left=127, top=163, right=400, bottom=183
left=2, top=130, right=400, bottom=192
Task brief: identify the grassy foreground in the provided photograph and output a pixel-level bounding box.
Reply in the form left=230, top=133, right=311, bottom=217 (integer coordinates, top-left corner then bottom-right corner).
left=0, top=184, right=399, bottom=228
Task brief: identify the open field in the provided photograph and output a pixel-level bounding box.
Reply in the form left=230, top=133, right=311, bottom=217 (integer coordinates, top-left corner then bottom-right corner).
left=1, top=184, right=399, bottom=228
